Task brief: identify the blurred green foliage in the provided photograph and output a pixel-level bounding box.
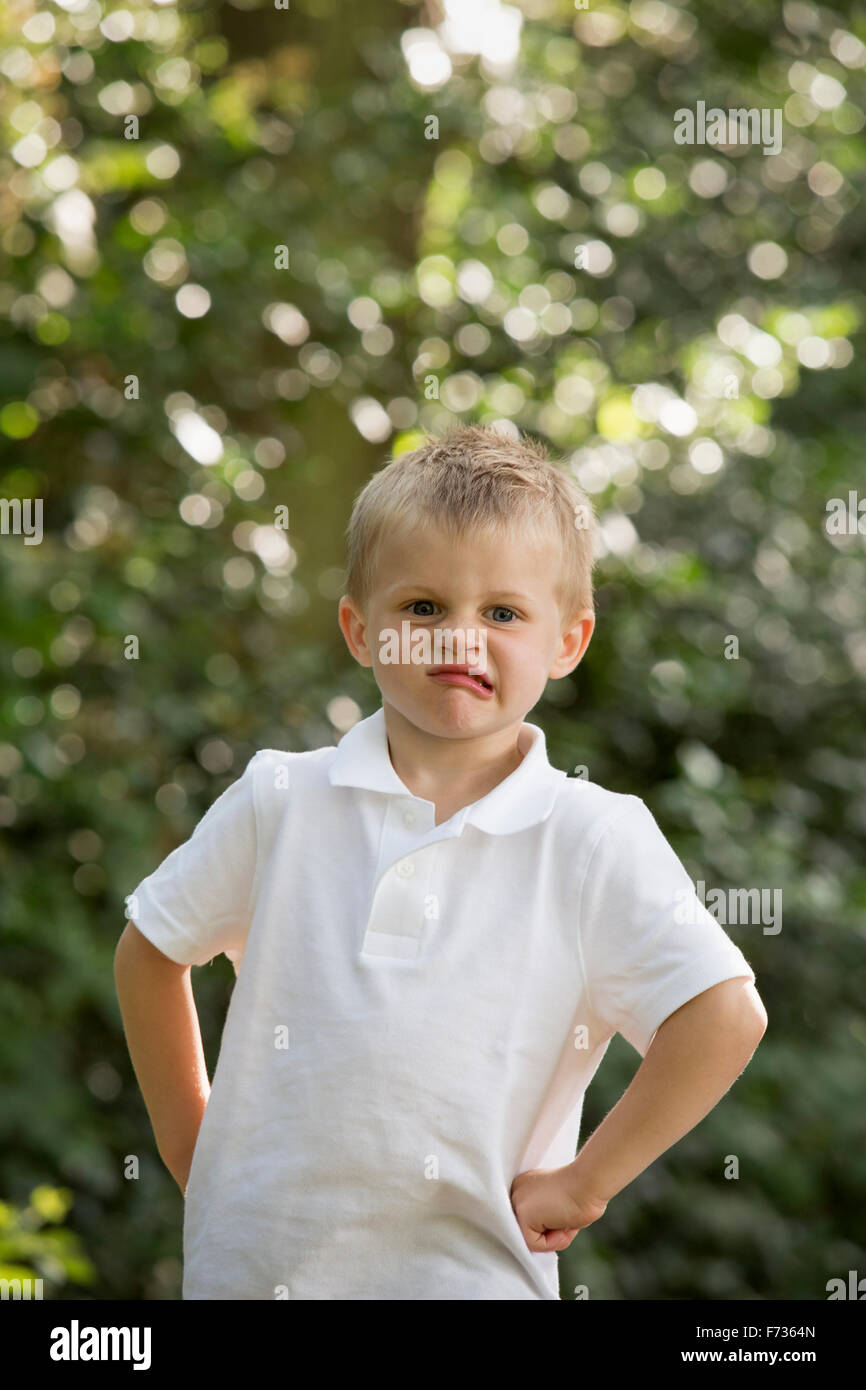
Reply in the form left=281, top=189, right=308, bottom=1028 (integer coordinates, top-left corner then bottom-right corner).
left=0, top=1186, right=95, bottom=1295
left=1, top=0, right=864, bottom=1299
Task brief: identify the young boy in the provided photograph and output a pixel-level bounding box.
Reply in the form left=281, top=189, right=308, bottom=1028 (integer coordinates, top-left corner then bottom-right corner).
left=115, top=423, right=766, bottom=1301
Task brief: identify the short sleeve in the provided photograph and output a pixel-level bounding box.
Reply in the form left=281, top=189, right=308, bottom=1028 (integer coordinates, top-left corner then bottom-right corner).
left=578, top=796, right=756, bottom=1057
left=124, top=752, right=263, bottom=967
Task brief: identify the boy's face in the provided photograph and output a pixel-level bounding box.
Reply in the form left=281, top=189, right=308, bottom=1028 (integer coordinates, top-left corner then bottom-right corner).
left=339, top=520, right=594, bottom=741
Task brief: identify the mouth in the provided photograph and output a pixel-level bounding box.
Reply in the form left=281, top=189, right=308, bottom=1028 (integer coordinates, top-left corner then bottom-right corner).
left=427, top=665, right=494, bottom=697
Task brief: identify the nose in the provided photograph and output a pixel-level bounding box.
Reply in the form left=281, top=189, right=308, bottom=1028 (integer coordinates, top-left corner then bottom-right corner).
left=435, top=623, right=487, bottom=667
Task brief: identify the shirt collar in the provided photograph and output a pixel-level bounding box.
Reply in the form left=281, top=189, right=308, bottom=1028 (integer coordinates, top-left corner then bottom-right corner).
left=328, top=705, right=565, bottom=834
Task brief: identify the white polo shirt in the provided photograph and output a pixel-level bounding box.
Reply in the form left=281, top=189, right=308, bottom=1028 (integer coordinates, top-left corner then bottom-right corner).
left=126, top=705, right=756, bottom=1301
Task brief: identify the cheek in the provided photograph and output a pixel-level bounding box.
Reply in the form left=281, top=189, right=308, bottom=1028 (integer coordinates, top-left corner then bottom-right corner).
left=497, top=640, right=546, bottom=681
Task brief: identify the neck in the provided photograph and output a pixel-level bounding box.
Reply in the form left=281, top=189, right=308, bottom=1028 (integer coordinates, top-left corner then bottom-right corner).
left=382, top=703, right=527, bottom=806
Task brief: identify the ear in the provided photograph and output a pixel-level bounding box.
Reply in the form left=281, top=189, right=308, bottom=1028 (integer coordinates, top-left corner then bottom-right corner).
left=549, top=610, right=594, bottom=679
left=338, top=595, right=373, bottom=668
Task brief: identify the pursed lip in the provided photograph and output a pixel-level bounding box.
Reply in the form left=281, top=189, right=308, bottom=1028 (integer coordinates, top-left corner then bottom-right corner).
left=427, top=664, right=494, bottom=697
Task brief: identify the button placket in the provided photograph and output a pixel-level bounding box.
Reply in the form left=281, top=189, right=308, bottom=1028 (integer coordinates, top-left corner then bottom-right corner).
left=360, top=842, right=436, bottom=960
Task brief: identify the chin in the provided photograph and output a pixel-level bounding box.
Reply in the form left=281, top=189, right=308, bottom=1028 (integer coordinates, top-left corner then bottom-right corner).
left=388, top=692, right=495, bottom=737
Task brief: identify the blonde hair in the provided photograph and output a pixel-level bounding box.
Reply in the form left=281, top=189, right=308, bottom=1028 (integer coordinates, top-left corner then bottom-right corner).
left=343, top=423, right=596, bottom=626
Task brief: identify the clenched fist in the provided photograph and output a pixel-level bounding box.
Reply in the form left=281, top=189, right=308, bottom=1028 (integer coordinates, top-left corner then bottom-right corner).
left=510, top=1168, right=608, bottom=1253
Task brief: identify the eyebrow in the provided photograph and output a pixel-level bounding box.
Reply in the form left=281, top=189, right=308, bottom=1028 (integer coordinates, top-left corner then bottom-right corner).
left=385, top=585, right=535, bottom=603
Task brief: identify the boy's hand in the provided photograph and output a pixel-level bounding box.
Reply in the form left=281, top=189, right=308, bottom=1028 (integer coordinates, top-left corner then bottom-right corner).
left=510, top=1168, right=607, bottom=1253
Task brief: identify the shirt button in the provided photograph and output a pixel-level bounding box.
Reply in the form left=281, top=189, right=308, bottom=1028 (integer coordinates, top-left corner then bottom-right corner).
left=395, top=858, right=415, bottom=878
left=402, top=808, right=417, bottom=826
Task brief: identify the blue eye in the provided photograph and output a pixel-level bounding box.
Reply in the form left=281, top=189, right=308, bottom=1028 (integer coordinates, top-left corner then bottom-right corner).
left=404, top=601, right=516, bottom=621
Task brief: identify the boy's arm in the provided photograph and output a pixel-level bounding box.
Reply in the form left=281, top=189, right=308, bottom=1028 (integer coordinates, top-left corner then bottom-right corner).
left=511, top=977, right=766, bottom=1250
left=563, top=976, right=766, bottom=1205
left=114, top=921, right=211, bottom=1195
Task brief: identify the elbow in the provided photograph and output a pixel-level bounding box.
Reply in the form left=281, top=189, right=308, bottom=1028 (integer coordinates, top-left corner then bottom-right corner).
left=743, top=984, right=768, bottom=1040
left=721, top=977, right=768, bottom=1044
left=738, top=998, right=767, bottom=1066
left=700, top=978, right=769, bottom=1061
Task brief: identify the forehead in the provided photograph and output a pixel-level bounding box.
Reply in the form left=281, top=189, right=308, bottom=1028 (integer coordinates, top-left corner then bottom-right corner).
left=374, top=519, right=561, bottom=593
